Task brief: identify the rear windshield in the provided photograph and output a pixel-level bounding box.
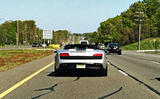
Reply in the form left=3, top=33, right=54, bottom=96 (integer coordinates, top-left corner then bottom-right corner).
left=81, top=42, right=88, bottom=45
left=64, top=44, right=99, bottom=49
left=108, top=43, right=120, bottom=47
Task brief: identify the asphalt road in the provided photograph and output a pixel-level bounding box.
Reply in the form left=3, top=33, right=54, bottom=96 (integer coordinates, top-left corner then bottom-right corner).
left=108, top=51, right=160, bottom=95
left=0, top=52, right=159, bottom=99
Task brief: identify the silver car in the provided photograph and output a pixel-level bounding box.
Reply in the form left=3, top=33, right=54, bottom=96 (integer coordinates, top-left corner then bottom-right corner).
left=54, top=44, right=108, bottom=76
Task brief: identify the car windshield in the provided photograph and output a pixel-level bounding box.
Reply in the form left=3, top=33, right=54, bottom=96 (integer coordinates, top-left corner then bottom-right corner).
left=109, top=43, right=120, bottom=47
left=98, top=44, right=104, bottom=46
left=81, top=42, right=88, bottom=45
left=64, top=44, right=99, bottom=49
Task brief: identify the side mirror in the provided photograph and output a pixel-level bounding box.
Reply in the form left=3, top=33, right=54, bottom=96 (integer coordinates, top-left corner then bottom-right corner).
left=54, top=50, right=57, bottom=53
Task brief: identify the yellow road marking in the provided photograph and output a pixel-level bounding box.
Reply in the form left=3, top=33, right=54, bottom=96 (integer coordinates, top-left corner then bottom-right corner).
left=0, top=62, right=54, bottom=99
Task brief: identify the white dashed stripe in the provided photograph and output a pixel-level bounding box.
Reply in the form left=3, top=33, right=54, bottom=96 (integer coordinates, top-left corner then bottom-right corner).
left=118, top=70, right=128, bottom=76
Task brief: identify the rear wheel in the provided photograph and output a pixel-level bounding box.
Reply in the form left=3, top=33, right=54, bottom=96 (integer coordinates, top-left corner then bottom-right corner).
left=118, top=51, right=121, bottom=55
left=54, top=65, right=60, bottom=75
left=103, top=66, right=108, bottom=76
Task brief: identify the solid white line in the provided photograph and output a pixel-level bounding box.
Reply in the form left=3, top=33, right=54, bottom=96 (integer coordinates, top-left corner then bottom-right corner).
left=0, top=62, right=54, bottom=99
left=152, top=61, right=160, bottom=64
left=118, top=70, right=128, bottom=76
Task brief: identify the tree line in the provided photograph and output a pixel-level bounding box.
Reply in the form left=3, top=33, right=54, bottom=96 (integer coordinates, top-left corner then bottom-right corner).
left=0, top=20, right=70, bottom=46
left=85, top=0, right=160, bottom=45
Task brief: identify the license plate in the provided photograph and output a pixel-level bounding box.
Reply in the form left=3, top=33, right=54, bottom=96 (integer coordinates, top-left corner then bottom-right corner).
left=76, top=64, right=86, bottom=69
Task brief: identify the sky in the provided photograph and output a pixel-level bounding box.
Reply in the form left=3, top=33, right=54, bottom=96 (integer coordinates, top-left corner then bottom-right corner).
left=0, top=0, right=141, bottom=33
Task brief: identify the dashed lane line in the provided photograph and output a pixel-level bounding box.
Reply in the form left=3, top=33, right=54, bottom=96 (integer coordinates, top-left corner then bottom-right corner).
left=152, top=61, right=160, bottom=65
left=0, top=62, right=54, bottom=99
left=118, top=70, right=128, bottom=76
left=108, top=61, right=160, bottom=96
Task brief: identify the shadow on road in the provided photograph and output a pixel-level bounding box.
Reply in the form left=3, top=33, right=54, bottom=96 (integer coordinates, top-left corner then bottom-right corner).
left=155, top=77, right=160, bottom=81
left=151, top=77, right=160, bottom=81
left=98, top=87, right=123, bottom=99
left=34, top=83, right=58, bottom=92
left=31, top=83, right=58, bottom=99
left=47, top=70, right=106, bottom=77
left=31, top=75, right=81, bottom=99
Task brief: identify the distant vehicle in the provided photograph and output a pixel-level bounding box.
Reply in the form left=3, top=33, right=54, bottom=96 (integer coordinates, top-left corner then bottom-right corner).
left=54, top=44, right=108, bottom=76
left=106, top=43, right=121, bottom=55
left=42, top=43, right=46, bottom=47
left=79, top=40, right=89, bottom=44
left=32, top=42, right=41, bottom=47
left=98, top=43, right=105, bottom=50
left=49, top=44, right=60, bottom=48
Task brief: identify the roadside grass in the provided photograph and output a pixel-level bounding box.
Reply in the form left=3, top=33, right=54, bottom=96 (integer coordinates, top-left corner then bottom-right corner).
left=0, top=46, right=3, bottom=48
left=0, top=49, right=53, bottom=72
left=122, top=37, right=160, bottom=50
left=145, top=51, right=160, bottom=54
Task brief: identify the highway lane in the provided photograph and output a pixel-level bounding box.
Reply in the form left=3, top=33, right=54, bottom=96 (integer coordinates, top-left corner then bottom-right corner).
left=0, top=53, right=159, bottom=99
left=108, top=51, right=160, bottom=95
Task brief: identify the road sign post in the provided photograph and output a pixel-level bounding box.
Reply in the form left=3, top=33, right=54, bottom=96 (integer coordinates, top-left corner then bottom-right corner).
left=43, top=30, right=53, bottom=48
left=43, top=30, right=53, bottom=39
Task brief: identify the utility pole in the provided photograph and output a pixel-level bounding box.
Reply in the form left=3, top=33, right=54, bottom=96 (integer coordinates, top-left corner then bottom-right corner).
left=24, top=23, right=27, bottom=44
left=119, top=19, right=124, bottom=34
left=138, top=23, right=141, bottom=50
left=134, top=11, right=145, bottom=50
left=109, top=23, right=113, bottom=43
left=16, top=20, right=19, bottom=46
left=34, top=26, right=38, bottom=42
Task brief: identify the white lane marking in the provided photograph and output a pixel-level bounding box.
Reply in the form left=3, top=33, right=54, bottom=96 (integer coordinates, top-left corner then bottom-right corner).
left=152, top=61, right=160, bottom=64
left=118, top=70, right=128, bottom=76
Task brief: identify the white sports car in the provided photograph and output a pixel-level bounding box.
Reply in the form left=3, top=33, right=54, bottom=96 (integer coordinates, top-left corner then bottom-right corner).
left=54, top=44, right=108, bottom=76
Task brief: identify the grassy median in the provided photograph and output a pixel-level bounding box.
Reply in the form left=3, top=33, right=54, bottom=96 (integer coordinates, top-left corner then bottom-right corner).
left=0, top=49, right=53, bottom=72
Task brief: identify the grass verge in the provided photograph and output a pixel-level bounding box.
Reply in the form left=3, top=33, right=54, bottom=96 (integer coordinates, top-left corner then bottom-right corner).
left=122, top=37, right=160, bottom=50
left=144, top=51, right=160, bottom=54
left=0, top=49, right=53, bottom=72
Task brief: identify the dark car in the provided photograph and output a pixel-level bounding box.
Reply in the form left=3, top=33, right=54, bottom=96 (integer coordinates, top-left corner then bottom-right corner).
left=32, top=42, right=41, bottom=47
left=106, top=43, right=121, bottom=55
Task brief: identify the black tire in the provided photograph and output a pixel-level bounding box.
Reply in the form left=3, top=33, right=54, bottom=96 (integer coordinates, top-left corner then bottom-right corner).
left=103, top=67, right=108, bottom=76
left=118, top=51, right=122, bottom=55
left=54, top=66, right=60, bottom=75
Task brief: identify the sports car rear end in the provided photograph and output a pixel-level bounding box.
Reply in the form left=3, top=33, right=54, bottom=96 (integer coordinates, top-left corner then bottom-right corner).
left=54, top=44, right=108, bottom=76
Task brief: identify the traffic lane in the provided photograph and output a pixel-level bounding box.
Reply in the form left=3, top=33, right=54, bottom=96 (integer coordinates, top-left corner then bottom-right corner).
left=108, top=53, right=160, bottom=75
left=123, top=51, right=160, bottom=62
left=4, top=64, right=159, bottom=99
left=0, top=54, right=54, bottom=94
left=108, top=54, right=160, bottom=94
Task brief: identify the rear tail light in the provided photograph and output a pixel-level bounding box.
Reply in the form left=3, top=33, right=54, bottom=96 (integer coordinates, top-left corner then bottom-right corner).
left=93, top=53, right=103, bottom=56
left=60, top=53, right=69, bottom=57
